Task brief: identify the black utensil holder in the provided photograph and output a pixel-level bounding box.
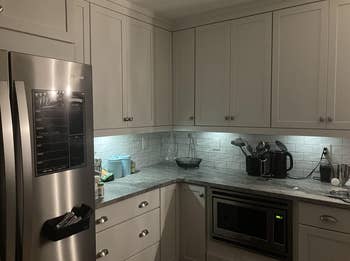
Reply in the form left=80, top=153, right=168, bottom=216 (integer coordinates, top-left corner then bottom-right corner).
left=42, top=204, right=92, bottom=241
left=246, top=156, right=261, bottom=176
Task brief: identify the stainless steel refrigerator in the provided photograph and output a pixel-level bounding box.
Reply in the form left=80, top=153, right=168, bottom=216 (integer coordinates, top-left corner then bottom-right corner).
left=0, top=50, right=95, bottom=261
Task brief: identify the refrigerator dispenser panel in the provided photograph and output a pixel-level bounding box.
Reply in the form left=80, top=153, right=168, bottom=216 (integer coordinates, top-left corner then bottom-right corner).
left=33, top=90, right=86, bottom=176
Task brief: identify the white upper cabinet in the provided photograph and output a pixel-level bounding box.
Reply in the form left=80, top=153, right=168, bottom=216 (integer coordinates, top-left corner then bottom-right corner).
left=154, top=27, right=173, bottom=126
left=124, top=18, right=154, bottom=128
left=90, top=4, right=126, bottom=130
left=173, top=29, right=195, bottom=126
left=196, top=22, right=231, bottom=126
left=327, top=0, right=350, bottom=129
left=229, top=13, right=272, bottom=127
left=272, top=2, right=329, bottom=129
left=0, top=0, right=73, bottom=42
left=73, top=0, right=90, bottom=64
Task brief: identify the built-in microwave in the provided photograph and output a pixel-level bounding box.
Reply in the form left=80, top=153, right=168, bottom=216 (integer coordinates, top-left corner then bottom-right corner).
left=209, top=188, right=292, bottom=260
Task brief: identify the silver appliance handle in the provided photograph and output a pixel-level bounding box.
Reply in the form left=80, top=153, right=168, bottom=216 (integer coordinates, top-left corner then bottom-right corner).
left=14, top=81, right=33, bottom=261
left=0, top=81, right=16, bottom=261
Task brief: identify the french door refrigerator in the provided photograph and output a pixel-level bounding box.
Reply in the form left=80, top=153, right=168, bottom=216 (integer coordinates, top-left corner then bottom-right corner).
left=0, top=50, right=95, bottom=261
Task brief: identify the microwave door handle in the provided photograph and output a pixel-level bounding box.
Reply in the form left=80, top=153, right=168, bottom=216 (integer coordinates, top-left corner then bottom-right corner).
left=0, top=81, right=16, bottom=261
left=14, top=81, right=33, bottom=261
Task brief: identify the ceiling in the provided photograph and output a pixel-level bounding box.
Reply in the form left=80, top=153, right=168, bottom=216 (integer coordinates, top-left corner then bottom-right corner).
left=128, top=0, right=257, bottom=20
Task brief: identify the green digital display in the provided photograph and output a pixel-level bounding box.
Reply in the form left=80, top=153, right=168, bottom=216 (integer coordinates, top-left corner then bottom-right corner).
left=275, top=215, right=284, bottom=220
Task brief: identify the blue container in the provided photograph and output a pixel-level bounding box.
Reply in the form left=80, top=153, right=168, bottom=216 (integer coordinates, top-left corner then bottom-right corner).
left=111, top=155, right=131, bottom=177
left=107, top=158, right=123, bottom=178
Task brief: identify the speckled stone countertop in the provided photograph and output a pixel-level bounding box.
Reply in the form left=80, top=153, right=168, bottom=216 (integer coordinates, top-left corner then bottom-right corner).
left=96, top=162, right=350, bottom=209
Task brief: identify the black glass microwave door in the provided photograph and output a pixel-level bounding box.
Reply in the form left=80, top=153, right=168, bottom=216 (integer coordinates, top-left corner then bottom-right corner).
left=213, top=198, right=268, bottom=242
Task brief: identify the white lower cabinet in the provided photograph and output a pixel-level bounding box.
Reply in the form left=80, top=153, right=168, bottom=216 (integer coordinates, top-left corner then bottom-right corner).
left=180, top=184, right=206, bottom=261
left=160, top=184, right=179, bottom=261
left=96, top=208, right=160, bottom=261
left=297, top=202, right=350, bottom=261
left=126, top=243, right=160, bottom=261
left=298, top=225, right=350, bottom=261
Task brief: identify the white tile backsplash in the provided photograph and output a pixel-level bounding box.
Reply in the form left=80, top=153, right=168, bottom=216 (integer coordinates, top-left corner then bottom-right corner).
left=95, top=131, right=350, bottom=177
left=94, top=133, right=168, bottom=169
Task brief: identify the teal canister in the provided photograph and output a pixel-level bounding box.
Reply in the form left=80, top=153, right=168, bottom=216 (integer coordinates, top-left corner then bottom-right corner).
left=117, top=155, right=131, bottom=176
left=107, top=158, right=123, bottom=178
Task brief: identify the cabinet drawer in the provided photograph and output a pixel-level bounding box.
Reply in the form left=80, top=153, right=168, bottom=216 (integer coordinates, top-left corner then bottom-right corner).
left=126, top=243, right=160, bottom=261
left=96, top=208, right=160, bottom=261
left=298, top=202, right=350, bottom=234
left=96, top=189, right=159, bottom=232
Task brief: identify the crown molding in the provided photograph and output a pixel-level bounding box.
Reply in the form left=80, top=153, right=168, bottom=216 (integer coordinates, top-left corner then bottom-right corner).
left=173, top=0, right=327, bottom=31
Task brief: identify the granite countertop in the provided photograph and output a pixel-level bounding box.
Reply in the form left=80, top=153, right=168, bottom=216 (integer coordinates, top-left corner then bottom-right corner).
left=96, top=162, right=350, bottom=209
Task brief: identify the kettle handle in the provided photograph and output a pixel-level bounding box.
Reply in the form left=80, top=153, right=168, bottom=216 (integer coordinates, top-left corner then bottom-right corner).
left=286, top=152, right=293, bottom=171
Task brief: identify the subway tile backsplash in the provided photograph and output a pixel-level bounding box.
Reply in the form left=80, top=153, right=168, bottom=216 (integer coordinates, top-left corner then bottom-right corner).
left=94, top=133, right=168, bottom=169
left=95, top=131, right=350, bottom=177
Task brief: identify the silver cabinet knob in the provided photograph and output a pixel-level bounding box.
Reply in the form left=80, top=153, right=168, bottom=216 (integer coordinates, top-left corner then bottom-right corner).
left=0, top=6, right=4, bottom=13
left=123, top=117, right=129, bottom=122
left=199, top=193, right=205, bottom=198
left=327, top=117, right=333, bottom=122
left=96, top=249, right=109, bottom=258
left=225, top=116, right=230, bottom=121
left=130, top=117, right=134, bottom=121
left=189, top=116, right=195, bottom=120
left=230, top=116, right=235, bottom=121
left=96, top=216, right=108, bottom=225
left=320, top=215, right=337, bottom=224
left=139, top=229, right=149, bottom=238
left=319, top=117, right=325, bottom=122
left=138, top=201, right=149, bottom=208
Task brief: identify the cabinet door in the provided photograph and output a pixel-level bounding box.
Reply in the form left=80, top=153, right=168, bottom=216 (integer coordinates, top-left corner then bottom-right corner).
left=173, top=29, right=195, bottom=126
left=230, top=13, right=272, bottom=127
left=196, top=22, right=231, bottom=126
left=272, top=2, right=328, bottom=128
left=73, top=0, right=90, bottom=64
left=90, top=5, right=126, bottom=130
left=126, top=243, right=160, bottom=261
left=160, top=184, right=179, bottom=261
left=299, top=224, right=350, bottom=261
left=327, top=0, right=350, bottom=129
left=180, top=184, right=206, bottom=261
left=125, top=18, right=154, bottom=127
left=154, top=28, right=172, bottom=126
left=0, top=0, right=73, bottom=42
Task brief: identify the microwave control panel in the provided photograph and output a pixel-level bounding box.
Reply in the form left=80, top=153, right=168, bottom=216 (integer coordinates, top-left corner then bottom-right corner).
left=33, top=90, right=86, bottom=176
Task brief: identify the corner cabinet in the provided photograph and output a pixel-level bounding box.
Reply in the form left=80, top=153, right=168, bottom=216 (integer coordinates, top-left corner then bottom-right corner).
left=0, top=0, right=74, bottom=42
left=272, top=2, right=329, bottom=129
left=179, top=184, right=206, bottom=261
left=173, top=29, right=196, bottom=126
left=154, top=28, right=172, bottom=126
left=90, top=4, right=126, bottom=131
left=195, top=13, right=272, bottom=127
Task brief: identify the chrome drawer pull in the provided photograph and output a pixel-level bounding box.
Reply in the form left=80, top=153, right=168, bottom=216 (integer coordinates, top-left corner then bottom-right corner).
left=139, top=229, right=149, bottom=238
left=320, top=215, right=338, bottom=224
left=96, top=249, right=109, bottom=258
left=138, top=201, right=149, bottom=208
left=96, top=216, right=108, bottom=225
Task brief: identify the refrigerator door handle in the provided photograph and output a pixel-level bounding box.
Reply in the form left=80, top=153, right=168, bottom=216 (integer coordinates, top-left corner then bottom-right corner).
left=0, top=81, right=16, bottom=261
left=14, top=81, right=33, bottom=261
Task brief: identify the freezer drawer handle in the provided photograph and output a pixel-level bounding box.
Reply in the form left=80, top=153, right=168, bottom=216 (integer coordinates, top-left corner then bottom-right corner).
left=138, top=201, right=149, bottom=208
left=96, top=249, right=109, bottom=258
left=96, top=216, right=108, bottom=225
left=42, top=204, right=92, bottom=241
